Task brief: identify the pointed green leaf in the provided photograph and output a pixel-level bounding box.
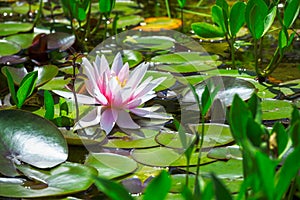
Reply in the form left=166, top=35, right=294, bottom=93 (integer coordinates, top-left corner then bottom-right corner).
left=4, top=67, right=17, bottom=105
left=191, top=22, right=225, bottom=38
left=212, top=5, right=226, bottom=33
left=44, top=90, right=54, bottom=120
left=229, top=95, right=251, bottom=146
left=272, top=122, right=288, bottom=157
left=283, top=0, right=300, bottom=28
left=16, top=71, right=38, bottom=108
left=247, top=93, right=262, bottom=123
left=143, top=170, right=171, bottom=200
left=211, top=173, right=233, bottom=200
left=229, top=2, right=246, bottom=36
left=93, top=176, right=134, bottom=200
left=275, top=144, right=300, bottom=199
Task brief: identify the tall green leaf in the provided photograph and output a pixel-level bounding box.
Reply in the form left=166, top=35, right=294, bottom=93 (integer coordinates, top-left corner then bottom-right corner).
left=93, top=176, right=134, bottom=200
left=247, top=93, right=262, bottom=123
left=191, top=22, right=225, bottom=38
left=229, top=95, right=251, bottom=146
left=143, top=170, right=171, bottom=200
left=99, top=0, right=115, bottom=14
left=212, top=5, right=227, bottom=34
left=16, top=71, right=38, bottom=108
left=245, top=0, right=268, bottom=39
left=255, top=151, right=277, bottom=200
left=262, top=6, right=276, bottom=36
left=229, top=2, right=246, bottom=36
left=4, top=67, right=17, bottom=105
left=272, top=122, right=288, bottom=157
left=44, top=90, right=54, bottom=120
left=177, top=0, right=186, bottom=8
left=211, top=173, right=233, bottom=200
left=283, top=0, right=300, bottom=28
left=275, top=144, right=300, bottom=199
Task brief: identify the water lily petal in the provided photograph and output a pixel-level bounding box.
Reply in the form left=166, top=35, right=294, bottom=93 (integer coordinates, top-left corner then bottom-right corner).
left=131, top=107, right=172, bottom=119
left=52, top=90, right=96, bottom=104
left=126, top=98, right=142, bottom=109
left=116, top=110, right=140, bottom=129
left=134, top=77, right=166, bottom=98
left=126, top=62, right=148, bottom=90
left=111, top=52, right=123, bottom=75
left=118, top=62, right=129, bottom=84
left=74, top=107, right=102, bottom=130
left=100, top=55, right=110, bottom=76
left=101, top=108, right=118, bottom=134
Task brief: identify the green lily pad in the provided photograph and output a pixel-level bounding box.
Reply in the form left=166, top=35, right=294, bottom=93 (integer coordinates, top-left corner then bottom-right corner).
left=155, top=130, right=195, bottom=150
left=151, top=52, right=221, bottom=73
left=60, top=127, right=107, bottom=146
left=131, top=147, right=184, bottom=167
left=261, top=99, right=294, bottom=120
left=103, top=129, right=159, bottom=149
left=0, top=40, right=21, bottom=56
left=0, top=162, right=97, bottom=198
left=0, top=110, right=68, bottom=177
left=188, top=123, right=234, bottom=148
left=39, top=77, right=72, bottom=90
left=5, top=33, right=34, bottom=49
left=11, top=2, right=40, bottom=14
left=2, top=65, right=58, bottom=87
left=85, top=153, right=138, bottom=179
left=131, top=147, right=213, bottom=167
left=109, top=15, right=144, bottom=29
left=144, top=71, right=176, bottom=91
left=0, top=22, right=33, bottom=36
left=278, top=79, right=300, bottom=97
left=207, top=146, right=242, bottom=160
left=183, top=76, right=256, bottom=107
left=124, top=36, right=174, bottom=52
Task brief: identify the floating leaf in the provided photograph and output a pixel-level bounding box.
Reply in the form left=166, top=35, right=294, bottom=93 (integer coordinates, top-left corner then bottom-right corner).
left=5, top=33, right=34, bottom=49
left=207, top=146, right=242, bottom=160
left=133, top=17, right=182, bottom=31
left=0, top=40, right=21, bottom=56
left=46, top=32, right=76, bottom=51
left=261, top=99, right=293, bottom=120
left=0, top=110, right=68, bottom=177
left=103, top=129, right=159, bottom=149
left=85, top=153, right=138, bottom=179
left=0, top=162, right=97, bottom=198
left=151, top=52, right=221, bottom=73
left=144, top=71, right=176, bottom=91
left=124, top=35, right=174, bottom=52
left=155, top=130, right=195, bottom=149
left=0, top=22, right=33, bottom=36
left=60, top=127, right=107, bottom=146
left=183, top=76, right=256, bottom=107
left=132, top=147, right=213, bottom=167
left=109, top=15, right=144, bottom=29
left=188, top=123, right=234, bottom=148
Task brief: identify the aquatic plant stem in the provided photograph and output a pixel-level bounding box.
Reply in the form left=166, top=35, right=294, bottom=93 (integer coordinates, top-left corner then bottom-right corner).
left=253, top=39, right=262, bottom=79
left=261, top=47, right=281, bottom=77
left=230, top=37, right=236, bottom=69
left=165, top=0, right=171, bottom=18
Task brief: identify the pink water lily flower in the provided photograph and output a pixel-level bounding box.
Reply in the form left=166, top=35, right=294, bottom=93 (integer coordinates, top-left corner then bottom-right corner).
left=54, top=53, right=169, bottom=134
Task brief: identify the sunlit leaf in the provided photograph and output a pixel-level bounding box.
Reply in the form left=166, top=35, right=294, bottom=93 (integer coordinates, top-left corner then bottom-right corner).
left=16, top=71, right=38, bottom=108
left=85, top=153, right=138, bottom=179
left=0, top=162, right=96, bottom=198
left=0, top=110, right=68, bottom=177
left=283, top=0, right=300, bottom=28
